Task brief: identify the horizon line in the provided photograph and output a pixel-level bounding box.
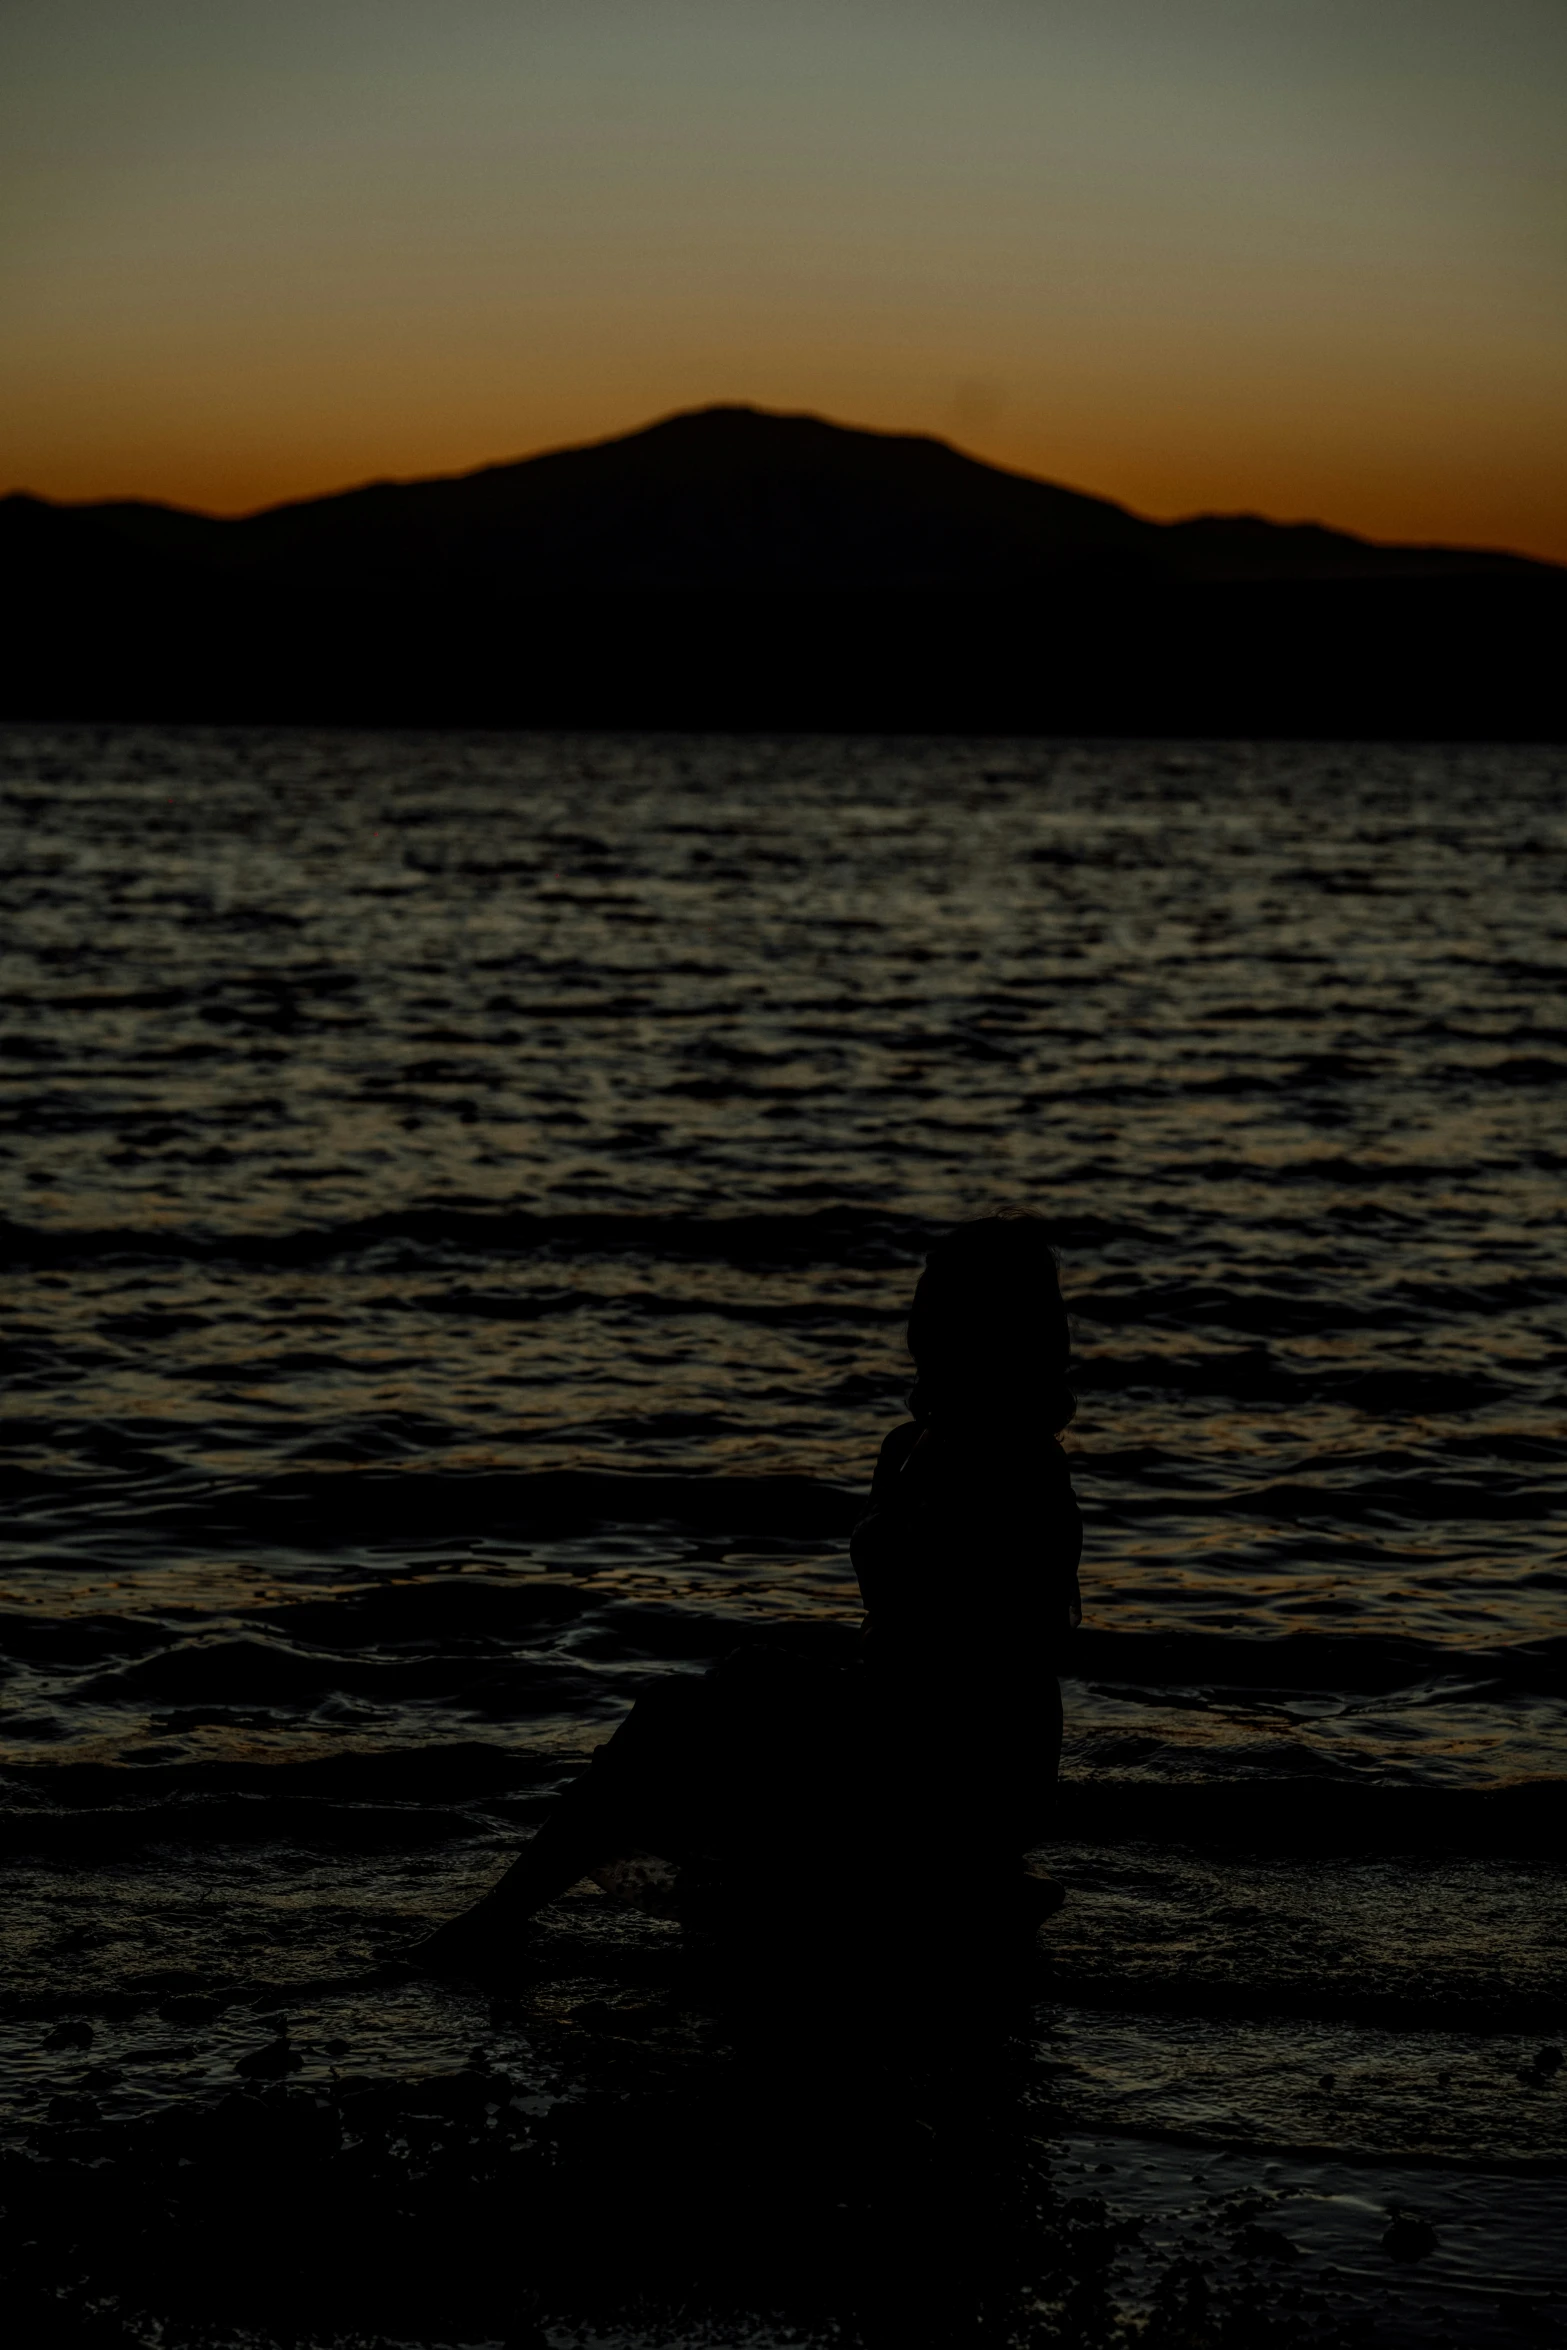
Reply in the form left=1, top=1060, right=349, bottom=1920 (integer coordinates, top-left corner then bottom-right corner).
left=5, top=400, right=1557, bottom=571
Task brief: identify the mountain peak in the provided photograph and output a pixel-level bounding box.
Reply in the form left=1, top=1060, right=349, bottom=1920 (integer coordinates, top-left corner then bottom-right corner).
left=5, top=401, right=1556, bottom=606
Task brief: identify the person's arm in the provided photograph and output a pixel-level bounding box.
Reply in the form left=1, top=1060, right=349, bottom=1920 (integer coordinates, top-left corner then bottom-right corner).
left=849, top=1422, right=920, bottom=1615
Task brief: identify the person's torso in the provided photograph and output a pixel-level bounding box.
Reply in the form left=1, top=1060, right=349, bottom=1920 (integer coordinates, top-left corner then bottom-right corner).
left=849, top=1416, right=1082, bottom=1675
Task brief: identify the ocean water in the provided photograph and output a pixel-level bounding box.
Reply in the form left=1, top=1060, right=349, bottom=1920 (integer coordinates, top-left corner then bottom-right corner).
left=2, top=726, right=1564, bottom=2345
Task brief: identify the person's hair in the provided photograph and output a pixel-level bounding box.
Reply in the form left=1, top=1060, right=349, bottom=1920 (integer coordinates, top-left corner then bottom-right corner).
left=906, top=1207, right=1074, bottom=1431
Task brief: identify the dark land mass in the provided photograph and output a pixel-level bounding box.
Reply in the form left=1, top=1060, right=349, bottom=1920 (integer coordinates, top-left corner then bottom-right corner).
left=4, top=403, right=1564, bottom=735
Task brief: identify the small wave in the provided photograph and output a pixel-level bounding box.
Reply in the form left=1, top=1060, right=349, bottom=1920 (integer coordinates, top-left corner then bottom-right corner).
left=0, top=1791, right=480, bottom=1863
left=1104, top=1472, right=1562, bottom=1525
left=1040, top=1960, right=1567, bottom=2032
left=3, top=1752, right=1559, bottom=1871
left=1065, top=1628, right=1567, bottom=1700
left=1050, top=1774, right=1566, bottom=1864
left=0, top=1205, right=1135, bottom=1271
left=8, top=1603, right=1557, bottom=1705
left=1077, top=1281, right=1409, bottom=1337
left=193, top=1466, right=860, bottom=1543
left=1077, top=1348, right=1508, bottom=1412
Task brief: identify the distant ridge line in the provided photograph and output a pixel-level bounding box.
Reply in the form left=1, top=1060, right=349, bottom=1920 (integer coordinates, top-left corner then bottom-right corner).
left=6, top=403, right=1555, bottom=582
left=4, top=405, right=1563, bottom=731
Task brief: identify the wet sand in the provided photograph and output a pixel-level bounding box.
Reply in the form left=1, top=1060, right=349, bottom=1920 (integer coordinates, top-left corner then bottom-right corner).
left=7, top=1808, right=1563, bottom=2347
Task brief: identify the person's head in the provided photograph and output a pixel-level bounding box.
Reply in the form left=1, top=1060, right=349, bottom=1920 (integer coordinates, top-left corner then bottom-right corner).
left=906, top=1207, right=1074, bottom=1431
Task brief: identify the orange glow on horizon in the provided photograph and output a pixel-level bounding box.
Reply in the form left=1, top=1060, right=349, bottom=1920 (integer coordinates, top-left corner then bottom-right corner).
left=11, top=394, right=1562, bottom=569
left=4, top=1, right=1564, bottom=562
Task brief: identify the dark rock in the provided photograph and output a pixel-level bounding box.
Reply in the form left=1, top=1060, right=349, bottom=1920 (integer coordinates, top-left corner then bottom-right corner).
left=1532, top=2046, right=1562, bottom=2078
left=47, top=2093, right=102, bottom=2125
left=402, top=2071, right=501, bottom=2121
left=568, top=1997, right=665, bottom=2034
left=1382, top=2216, right=1438, bottom=2261
left=158, top=1993, right=224, bottom=2024
left=43, top=2020, right=94, bottom=2051
left=33, top=2123, right=112, bottom=2162
left=1236, top=2223, right=1299, bottom=2264
left=235, top=2037, right=302, bottom=2079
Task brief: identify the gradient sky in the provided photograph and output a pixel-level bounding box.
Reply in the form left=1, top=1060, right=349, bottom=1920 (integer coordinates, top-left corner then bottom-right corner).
left=4, top=0, right=1564, bottom=557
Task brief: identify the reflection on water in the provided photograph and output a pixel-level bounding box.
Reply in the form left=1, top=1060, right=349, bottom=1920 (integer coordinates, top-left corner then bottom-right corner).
left=3, top=728, right=1563, bottom=1785
left=2, top=728, right=1564, bottom=2343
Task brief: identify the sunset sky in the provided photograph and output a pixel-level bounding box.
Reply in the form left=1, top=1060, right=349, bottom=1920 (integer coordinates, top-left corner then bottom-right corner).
left=4, top=0, right=1564, bottom=559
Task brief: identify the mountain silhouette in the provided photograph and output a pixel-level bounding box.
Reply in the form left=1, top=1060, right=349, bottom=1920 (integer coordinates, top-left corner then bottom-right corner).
left=6, top=404, right=1552, bottom=590
left=4, top=405, right=1562, bottom=733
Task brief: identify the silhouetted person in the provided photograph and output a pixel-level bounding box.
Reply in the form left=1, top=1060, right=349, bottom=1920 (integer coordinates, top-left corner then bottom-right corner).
left=415, top=1209, right=1082, bottom=1974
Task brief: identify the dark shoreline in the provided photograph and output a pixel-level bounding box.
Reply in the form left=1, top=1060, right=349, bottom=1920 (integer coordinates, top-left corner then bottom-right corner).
left=9, top=581, right=1567, bottom=741
left=7, top=1875, right=1565, bottom=2350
